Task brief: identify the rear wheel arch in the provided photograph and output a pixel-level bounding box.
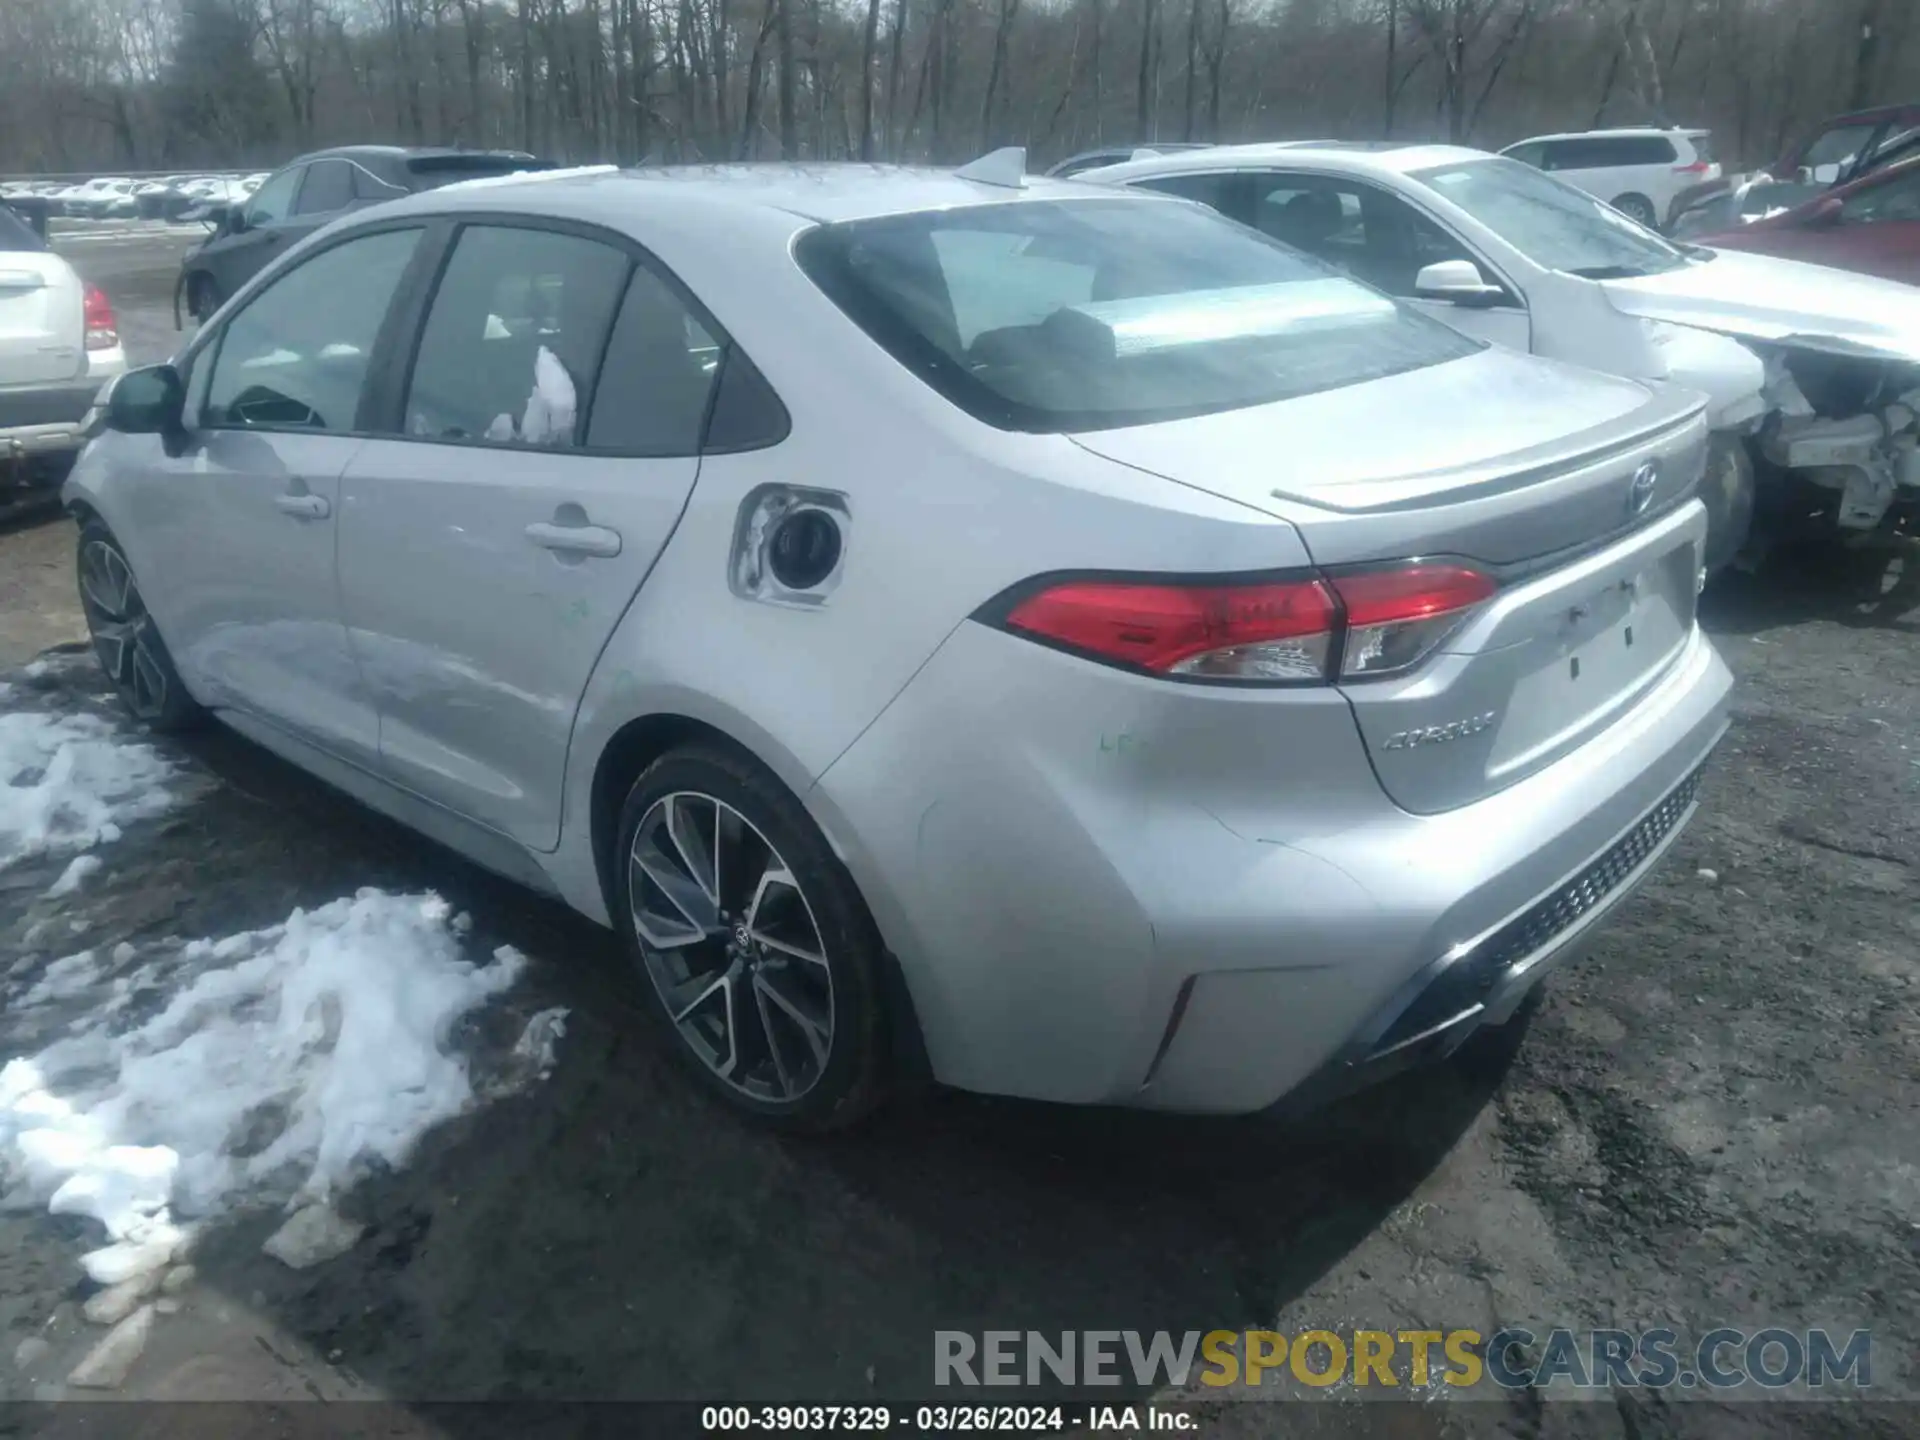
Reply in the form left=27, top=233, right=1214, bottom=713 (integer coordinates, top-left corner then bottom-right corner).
left=586, top=711, right=934, bottom=1100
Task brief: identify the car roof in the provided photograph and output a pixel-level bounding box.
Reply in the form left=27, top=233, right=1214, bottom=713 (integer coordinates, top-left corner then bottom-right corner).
left=1819, top=102, right=1920, bottom=128
left=372, top=162, right=1155, bottom=226
left=1073, top=141, right=1493, bottom=183
left=1506, top=127, right=1707, bottom=144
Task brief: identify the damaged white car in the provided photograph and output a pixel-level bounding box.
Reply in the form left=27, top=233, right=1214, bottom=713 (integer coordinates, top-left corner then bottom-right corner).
left=1081, top=144, right=1920, bottom=572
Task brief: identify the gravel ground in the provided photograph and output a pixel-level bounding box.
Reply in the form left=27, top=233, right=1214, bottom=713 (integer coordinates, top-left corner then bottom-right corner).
left=0, top=234, right=1913, bottom=1436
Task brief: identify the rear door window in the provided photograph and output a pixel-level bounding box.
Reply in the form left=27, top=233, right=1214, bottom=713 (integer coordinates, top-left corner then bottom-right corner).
left=402, top=224, right=630, bottom=448
left=293, top=160, right=354, bottom=217
left=583, top=266, right=725, bottom=455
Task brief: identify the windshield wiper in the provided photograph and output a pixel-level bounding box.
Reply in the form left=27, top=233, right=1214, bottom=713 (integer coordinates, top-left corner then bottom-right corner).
left=1567, top=264, right=1657, bottom=279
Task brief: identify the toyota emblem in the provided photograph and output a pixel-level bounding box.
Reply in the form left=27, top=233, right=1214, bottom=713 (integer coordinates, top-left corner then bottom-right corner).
left=1628, top=462, right=1659, bottom=517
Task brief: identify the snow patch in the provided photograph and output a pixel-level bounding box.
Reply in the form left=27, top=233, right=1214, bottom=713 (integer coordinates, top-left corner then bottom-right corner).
left=482, top=347, right=578, bottom=446
left=47, top=853, right=103, bottom=898
left=0, top=711, right=177, bottom=869
left=512, top=1007, right=569, bottom=1079
left=17, top=949, right=101, bottom=1006
left=0, top=890, right=546, bottom=1291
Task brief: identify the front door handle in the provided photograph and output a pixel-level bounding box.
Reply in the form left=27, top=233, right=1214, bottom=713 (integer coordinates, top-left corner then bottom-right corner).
left=526, top=520, right=622, bottom=558
left=274, top=492, right=330, bottom=520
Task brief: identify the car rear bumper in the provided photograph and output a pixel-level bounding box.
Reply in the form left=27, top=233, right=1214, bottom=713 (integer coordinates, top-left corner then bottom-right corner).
left=0, top=379, right=104, bottom=456
left=814, top=609, right=1733, bottom=1114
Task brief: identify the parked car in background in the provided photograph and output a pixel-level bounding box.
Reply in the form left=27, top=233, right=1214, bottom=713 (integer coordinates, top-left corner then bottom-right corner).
left=0, top=202, right=124, bottom=480
left=69, top=160, right=1730, bottom=1128
left=1044, top=142, right=1210, bottom=178
left=1694, top=153, right=1920, bottom=287
left=1081, top=142, right=1920, bottom=569
left=1668, top=175, right=1826, bottom=241
left=1500, top=128, right=1720, bottom=229
left=54, top=177, right=131, bottom=217
left=176, top=145, right=554, bottom=322
left=1774, top=102, right=1920, bottom=186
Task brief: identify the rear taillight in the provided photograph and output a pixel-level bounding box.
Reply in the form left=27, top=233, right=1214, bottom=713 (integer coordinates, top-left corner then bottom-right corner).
left=1673, top=161, right=1710, bottom=174
left=1326, top=564, right=1498, bottom=679
left=1004, top=578, right=1339, bottom=682
left=83, top=285, right=117, bottom=351
left=991, top=562, right=1496, bottom=685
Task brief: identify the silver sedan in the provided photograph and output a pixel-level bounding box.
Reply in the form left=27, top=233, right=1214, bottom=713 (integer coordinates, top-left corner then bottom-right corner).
left=64, top=163, right=1732, bottom=1128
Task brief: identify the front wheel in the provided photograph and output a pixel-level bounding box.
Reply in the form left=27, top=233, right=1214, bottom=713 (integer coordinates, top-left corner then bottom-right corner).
left=615, top=745, right=892, bottom=1130
left=75, top=520, right=203, bottom=731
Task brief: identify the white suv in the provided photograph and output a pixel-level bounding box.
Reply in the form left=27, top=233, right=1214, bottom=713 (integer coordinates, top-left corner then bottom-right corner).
left=1500, top=128, right=1720, bottom=230
left=0, top=204, right=125, bottom=479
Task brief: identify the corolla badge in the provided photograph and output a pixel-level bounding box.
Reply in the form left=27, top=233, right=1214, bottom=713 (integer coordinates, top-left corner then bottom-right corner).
left=1627, top=462, right=1659, bottom=517
left=1381, top=712, right=1498, bottom=751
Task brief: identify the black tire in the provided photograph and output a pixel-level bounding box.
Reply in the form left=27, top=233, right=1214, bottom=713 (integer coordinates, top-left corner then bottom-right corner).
left=1611, top=192, right=1658, bottom=228
left=75, top=519, right=203, bottom=732
left=614, top=744, right=891, bottom=1131
left=186, top=272, right=221, bottom=323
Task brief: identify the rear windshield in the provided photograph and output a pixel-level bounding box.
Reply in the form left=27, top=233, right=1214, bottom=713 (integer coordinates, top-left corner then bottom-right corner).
left=405, top=156, right=557, bottom=192
left=0, top=204, right=44, bottom=252
left=793, top=197, right=1478, bottom=433
left=1685, top=132, right=1715, bottom=165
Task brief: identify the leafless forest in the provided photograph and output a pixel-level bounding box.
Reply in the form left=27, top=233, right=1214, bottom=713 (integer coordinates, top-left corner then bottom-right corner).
left=0, top=0, right=1913, bottom=176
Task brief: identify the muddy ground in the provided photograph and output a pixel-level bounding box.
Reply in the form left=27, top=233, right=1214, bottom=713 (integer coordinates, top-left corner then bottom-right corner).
left=0, top=232, right=1913, bottom=1439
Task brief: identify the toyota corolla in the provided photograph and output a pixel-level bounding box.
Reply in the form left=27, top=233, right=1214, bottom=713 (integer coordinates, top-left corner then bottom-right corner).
left=64, top=157, right=1731, bottom=1129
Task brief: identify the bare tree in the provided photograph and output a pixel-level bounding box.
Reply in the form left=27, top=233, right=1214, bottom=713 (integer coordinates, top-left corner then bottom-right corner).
left=858, top=0, right=882, bottom=158
left=980, top=0, right=1021, bottom=149
left=1136, top=0, right=1156, bottom=139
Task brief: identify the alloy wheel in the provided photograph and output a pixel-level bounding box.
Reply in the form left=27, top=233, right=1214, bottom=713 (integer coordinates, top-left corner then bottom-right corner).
left=79, top=539, right=169, bottom=722
left=628, top=792, right=836, bottom=1103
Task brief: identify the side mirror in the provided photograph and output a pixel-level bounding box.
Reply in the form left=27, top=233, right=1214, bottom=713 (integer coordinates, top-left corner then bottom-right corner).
left=1807, top=196, right=1845, bottom=228
left=1413, top=259, right=1505, bottom=309
left=103, top=365, right=187, bottom=443
left=224, top=206, right=249, bottom=235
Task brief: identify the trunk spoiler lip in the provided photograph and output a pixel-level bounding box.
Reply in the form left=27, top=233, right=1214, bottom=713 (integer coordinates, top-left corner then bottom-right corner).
left=1259, top=392, right=1708, bottom=517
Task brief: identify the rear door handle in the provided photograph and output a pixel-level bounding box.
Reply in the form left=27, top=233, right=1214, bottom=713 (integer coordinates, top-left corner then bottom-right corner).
left=526, top=521, right=622, bottom=558
left=274, top=492, right=330, bottom=520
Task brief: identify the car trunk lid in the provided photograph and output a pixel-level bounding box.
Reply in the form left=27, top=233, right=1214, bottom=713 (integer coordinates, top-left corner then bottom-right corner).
left=0, top=253, right=84, bottom=387
left=1069, top=348, right=1711, bottom=813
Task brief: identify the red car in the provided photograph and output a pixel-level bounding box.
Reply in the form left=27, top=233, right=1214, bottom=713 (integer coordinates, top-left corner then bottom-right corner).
left=1696, top=154, right=1920, bottom=287
left=1775, top=102, right=1920, bottom=185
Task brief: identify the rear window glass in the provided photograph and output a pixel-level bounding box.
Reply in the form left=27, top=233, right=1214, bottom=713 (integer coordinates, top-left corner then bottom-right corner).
left=405, top=156, right=556, bottom=192
left=1685, top=132, right=1715, bottom=165
left=793, top=198, right=1477, bottom=434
